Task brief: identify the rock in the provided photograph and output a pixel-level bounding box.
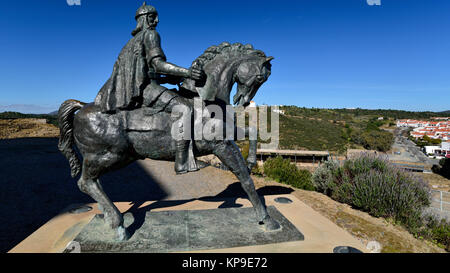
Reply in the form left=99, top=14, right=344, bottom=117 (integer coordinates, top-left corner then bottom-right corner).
left=197, top=154, right=222, bottom=167
left=366, top=240, right=382, bottom=253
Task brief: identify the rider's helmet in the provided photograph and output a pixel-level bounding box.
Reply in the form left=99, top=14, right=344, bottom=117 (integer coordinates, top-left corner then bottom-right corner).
left=135, top=2, right=157, bottom=20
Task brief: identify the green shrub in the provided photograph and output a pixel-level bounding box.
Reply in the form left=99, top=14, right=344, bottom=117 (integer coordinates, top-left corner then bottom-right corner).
left=350, top=130, right=394, bottom=152
left=263, top=156, right=314, bottom=190
left=312, top=154, right=431, bottom=234
left=351, top=169, right=428, bottom=229
left=240, top=142, right=250, bottom=161
left=433, top=158, right=450, bottom=179
left=419, top=215, right=450, bottom=251
left=311, top=160, right=339, bottom=195
left=313, top=154, right=450, bottom=250
left=250, top=165, right=264, bottom=176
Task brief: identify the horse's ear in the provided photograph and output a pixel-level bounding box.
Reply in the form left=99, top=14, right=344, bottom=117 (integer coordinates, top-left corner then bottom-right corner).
left=262, top=56, right=274, bottom=68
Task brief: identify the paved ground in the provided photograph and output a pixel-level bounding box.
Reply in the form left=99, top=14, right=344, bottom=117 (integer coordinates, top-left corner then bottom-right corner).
left=0, top=137, right=290, bottom=253
left=10, top=195, right=368, bottom=253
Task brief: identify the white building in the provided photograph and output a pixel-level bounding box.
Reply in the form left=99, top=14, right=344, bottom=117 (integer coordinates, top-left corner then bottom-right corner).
left=424, top=146, right=441, bottom=155
left=443, top=141, right=450, bottom=151
left=272, top=108, right=285, bottom=115
left=425, top=142, right=450, bottom=158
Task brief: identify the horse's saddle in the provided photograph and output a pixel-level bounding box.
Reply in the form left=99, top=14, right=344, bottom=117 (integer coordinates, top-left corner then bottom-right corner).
left=118, top=107, right=170, bottom=132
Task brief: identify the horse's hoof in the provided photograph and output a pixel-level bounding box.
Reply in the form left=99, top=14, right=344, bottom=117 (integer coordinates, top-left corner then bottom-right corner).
left=175, top=170, right=188, bottom=175
left=115, top=226, right=130, bottom=241
left=262, top=217, right=281, bottom=232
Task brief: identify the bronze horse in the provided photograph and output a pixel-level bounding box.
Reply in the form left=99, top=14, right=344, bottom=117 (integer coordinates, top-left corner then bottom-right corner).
left=57, top=42, right=279, bottom=240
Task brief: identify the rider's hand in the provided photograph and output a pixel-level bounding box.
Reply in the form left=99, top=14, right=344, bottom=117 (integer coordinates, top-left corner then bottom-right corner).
left=189, top=67, right=205, bottom=81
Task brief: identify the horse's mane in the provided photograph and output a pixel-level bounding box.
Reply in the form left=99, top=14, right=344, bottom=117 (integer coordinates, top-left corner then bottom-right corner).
left=193, top=42, right=267, bottom=67
left=182, top=42, right=268, bottom=102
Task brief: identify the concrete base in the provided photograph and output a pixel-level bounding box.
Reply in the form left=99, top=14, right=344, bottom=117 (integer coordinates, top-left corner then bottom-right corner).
left=74, top=206, right=304, bottom=253
left=9, top=194, right=367, bottom=253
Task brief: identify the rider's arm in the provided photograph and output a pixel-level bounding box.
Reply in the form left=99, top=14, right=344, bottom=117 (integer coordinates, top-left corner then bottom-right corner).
left=152, top=57, right=190, bottom=78
left=144, top=30, right=191, bottom=78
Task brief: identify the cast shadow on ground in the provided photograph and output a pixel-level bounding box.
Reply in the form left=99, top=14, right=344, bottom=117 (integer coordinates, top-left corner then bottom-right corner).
left=1, top=137, right=292, bottom=252
left=0, top=138, right=167, bottom=252
left=124, top=182, right=293, bottom=238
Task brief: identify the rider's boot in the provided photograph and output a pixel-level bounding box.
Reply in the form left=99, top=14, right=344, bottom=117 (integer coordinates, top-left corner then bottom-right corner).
left=175, top=140, right=195, bottom=174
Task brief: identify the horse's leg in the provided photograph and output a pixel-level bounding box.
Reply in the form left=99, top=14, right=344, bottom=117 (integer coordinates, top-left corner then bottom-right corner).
left=246, top=129, right=258, bottom=171
left=77, top=154, right=130, bottom=241
left=213, top=140, right=280, bottom=231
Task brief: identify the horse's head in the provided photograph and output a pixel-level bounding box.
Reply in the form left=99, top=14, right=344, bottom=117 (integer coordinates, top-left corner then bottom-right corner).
left=182, top=42, right=273, bottom=107
left=233, top=56, right=273, bottom=107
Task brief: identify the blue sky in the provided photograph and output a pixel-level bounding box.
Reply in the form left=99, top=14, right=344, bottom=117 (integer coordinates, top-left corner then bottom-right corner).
left=0, top=0, right=449, bottom=113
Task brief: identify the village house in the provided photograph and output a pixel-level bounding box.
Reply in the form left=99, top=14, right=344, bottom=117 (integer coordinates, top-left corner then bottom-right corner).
left=399, top=117, right=450, bottom=141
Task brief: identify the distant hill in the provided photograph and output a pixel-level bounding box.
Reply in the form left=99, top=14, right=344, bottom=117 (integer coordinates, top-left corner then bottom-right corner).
left=275, top=106, right=448, bottom=154
left=0, top=111, right=58, bottom=126
left=48, top=110, right=58, bottom=116
left=438, top=110, right=450, bottom=115
left=282, top=106, right=442, bottom=120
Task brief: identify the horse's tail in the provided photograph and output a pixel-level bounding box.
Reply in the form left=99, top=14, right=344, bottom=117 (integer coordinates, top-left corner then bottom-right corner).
left=57, top=99, right=86, bottom=178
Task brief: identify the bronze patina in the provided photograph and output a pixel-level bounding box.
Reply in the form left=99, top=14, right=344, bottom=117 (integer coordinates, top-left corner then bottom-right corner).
left=58, top=2, right=277, bottom=241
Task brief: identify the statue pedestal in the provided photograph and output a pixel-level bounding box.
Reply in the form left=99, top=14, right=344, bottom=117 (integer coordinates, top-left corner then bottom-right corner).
left=73, top=206, right=303, bottom=253
left=9, top=194, right=367, bottom=253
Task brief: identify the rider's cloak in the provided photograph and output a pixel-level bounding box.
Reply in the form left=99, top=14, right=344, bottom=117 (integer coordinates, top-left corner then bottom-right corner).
left=95, top=29, right=166, bottom=113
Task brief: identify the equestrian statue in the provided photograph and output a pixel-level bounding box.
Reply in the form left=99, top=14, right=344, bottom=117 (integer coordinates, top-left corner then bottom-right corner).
left=57, top=2, right=278, bottom=241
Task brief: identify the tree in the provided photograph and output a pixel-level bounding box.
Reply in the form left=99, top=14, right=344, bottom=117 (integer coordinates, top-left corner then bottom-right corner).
left=440, top=158, right=450, bottom=179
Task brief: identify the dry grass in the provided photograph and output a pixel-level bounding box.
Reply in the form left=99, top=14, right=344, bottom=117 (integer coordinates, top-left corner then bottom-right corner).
left=0, top=119, right=59, bottom=139
left=416, top=172, right=450, bottom=192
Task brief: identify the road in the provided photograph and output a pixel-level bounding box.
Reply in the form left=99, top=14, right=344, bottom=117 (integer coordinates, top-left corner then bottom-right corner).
left=389, top=128, right=439, bottom=166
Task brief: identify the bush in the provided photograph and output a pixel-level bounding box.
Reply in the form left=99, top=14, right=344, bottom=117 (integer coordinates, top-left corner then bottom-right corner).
left=419, top=215, right=450, bottom=251
left=240, top=142, right=250, bottom=161
left=442, top=159, right=450, bottom=179
left=313, top=154, right=450, bottom=250
left=362, top=130, right=394, bottom=152
left=250, top=165, right=264, bottom=176
left=352, top=169, right=430, bottom=229
left=263, top=156, right=314, bottom=190
left=312, top=154, right=431, bottom=232
left=433, top=158, right=450, bottom=179
left=311, top=160, right=339, bottom=195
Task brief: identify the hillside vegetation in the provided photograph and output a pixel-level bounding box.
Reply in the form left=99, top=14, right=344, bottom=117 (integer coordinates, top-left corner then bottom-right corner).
left=276, top=106, right=445, bottom=153
left=0, top=112, right=58, bottom=126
